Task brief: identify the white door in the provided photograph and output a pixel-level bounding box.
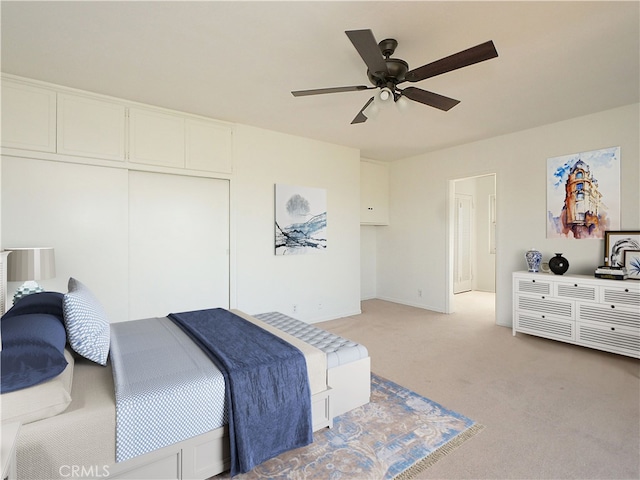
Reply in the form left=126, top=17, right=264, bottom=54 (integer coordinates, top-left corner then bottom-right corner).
left=128, top=171, right=230, bottom=319
left=2, top=157, right=129, bottom=321
left=454, top=194, right=473, bottom=293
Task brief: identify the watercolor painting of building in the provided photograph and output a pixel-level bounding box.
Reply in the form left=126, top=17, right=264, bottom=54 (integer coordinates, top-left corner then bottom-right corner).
left=547, top=146, right=620, bottom=239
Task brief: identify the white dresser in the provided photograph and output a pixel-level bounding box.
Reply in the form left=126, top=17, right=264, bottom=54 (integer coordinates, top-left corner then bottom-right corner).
left=513, top=271, right=640, bottom=358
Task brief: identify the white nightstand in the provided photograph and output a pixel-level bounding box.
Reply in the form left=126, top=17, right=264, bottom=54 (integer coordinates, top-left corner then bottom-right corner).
left=1, top=422, right=20, bottom=480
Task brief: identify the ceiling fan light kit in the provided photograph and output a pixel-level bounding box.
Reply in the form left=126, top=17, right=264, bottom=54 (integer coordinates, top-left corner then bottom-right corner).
left=378, top=88, right=393, bottom=102
left=394, top=94, right=412, bottom=113
left=362, top=100, right=380, bottom=121
left=292, top=29, right=498, bottom=124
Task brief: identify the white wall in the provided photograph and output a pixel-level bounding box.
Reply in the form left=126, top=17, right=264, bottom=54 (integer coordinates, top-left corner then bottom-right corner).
left=377, top=103, right=640, bottom=327
left=1, top=80, right=362, bottom=325
left=232, top=124, right=361, bottom=323
left=360, top=226, right=377, bottom=300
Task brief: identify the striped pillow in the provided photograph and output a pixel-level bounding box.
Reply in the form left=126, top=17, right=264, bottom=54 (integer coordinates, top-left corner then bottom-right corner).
left=62, top=278, right=110, bottom=366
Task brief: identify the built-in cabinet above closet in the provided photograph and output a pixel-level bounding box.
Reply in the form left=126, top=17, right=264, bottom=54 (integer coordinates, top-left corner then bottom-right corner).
left=1, top=75, right=233, bottom=175
left=57, top=93, right=127, bottom=161
left=129, top=107, right=185, bottom=168
left=129, top=107, right=233, bottom=173
left=1, top=81, right=57, bottom=153
left=360, top=160, right=389, bottom=225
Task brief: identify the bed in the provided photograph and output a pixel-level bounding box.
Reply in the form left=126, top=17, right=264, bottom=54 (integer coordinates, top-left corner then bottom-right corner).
left=1, top=280, right=370, bottom=480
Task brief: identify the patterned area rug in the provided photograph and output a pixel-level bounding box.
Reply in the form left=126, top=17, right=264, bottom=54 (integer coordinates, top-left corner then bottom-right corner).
left=218, top=373, right=484, bottom=479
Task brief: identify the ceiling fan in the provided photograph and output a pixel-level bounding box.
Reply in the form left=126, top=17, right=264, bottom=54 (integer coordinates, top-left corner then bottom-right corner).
left=291, top=29, right=498, bottom=124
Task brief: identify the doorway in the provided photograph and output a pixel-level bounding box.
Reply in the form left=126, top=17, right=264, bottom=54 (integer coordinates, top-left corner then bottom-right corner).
left=448, top=174, right=496, bottom=318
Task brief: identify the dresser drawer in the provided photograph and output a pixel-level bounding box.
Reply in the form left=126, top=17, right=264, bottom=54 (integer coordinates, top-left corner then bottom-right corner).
left=555, top=281, right=598, bottom=302
left=577, top=303, right=640, bottom=330
left=515, top=312, right=574, bottom=341
left=515, top=277, right=552, bottom=295
left=515, top=294, right=574, bottom=319
left=576, top=322, right=640, bottom=358
left=600, top=284, right=640, bottom=308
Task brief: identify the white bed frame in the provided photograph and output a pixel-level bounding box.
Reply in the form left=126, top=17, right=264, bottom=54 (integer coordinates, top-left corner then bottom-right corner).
left=106, top=357, right=370, bottom=480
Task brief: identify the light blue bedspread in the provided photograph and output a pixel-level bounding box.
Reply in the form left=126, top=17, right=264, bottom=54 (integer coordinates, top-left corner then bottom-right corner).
left=169, top=308, right=312, bottom=476
left=110, top=317, right=227, bottom=463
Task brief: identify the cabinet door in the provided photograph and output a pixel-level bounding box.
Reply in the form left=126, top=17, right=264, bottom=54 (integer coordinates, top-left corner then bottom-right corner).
left=129, top=108, right=185, bottom=168
left=360, top=161, right=389, bottom=225
left=185, top=119, right=233, bottom=173
left=1, top=80, right=56, bottom=152
left=57, top=94, right=126, bottom=161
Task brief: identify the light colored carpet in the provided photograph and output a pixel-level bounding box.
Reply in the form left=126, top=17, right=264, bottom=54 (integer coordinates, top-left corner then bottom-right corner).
left=217, top=373, right=483, bottom=480
left=317, top=294, right=640, bottom=480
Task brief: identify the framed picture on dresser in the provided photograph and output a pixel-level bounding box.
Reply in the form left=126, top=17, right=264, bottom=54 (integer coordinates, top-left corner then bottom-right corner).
left=624, top=250, right=640, bottom=280
left=604, top=230, right=640, bottom=267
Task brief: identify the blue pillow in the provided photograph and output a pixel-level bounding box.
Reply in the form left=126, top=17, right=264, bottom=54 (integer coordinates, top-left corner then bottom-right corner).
left=2, top=291, right=64, bottom=322
left=63, top=278, right=110, bottom=366
left=0, top=313, right=68, bottom=393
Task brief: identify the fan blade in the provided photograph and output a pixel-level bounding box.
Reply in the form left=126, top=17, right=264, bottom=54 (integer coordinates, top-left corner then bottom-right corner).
left=345, top=30, right=388, bottom=77
left=291, top=85, right=372, bottom=97
left=405, top=41, right=498, bottom=82
left=351, top=97, right=375, bottom=124
left=402, top=87, right=460, bottom=111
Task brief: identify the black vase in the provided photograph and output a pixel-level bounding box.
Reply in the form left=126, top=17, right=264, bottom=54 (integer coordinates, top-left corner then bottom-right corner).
left=549, top=253, right=569, bottom=275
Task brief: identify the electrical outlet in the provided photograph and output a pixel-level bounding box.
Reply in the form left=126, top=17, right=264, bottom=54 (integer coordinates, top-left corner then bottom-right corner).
left=292, top=304, right=298, bottom=313
left=318, top=302, right=323, bottom=310
left=418, top=289, right=423, bottom=297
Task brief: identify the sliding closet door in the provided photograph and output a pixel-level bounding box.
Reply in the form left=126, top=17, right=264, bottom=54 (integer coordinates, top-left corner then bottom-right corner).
left=1, top=157, right=129, bottom=321
left=128, top=171, right=229, bottom=319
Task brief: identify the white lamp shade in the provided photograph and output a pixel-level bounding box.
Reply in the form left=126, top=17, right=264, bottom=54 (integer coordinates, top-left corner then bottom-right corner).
left=395, top=95, right=412, bottom=113
left=7, top=248, right=56, bottom=282
left=362, top=100, right=380, bottom=120
left=377, top=88, right=394, bottom=104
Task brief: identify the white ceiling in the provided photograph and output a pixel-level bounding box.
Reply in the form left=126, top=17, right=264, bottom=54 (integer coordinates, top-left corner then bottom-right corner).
left=1, top=1, right=638, bottom=161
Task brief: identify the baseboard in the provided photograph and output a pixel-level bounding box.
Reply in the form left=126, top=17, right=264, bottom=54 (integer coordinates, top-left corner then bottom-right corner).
left=307, top=307, right=362, bottom=324
left=370, top=296, right=444, bottom=313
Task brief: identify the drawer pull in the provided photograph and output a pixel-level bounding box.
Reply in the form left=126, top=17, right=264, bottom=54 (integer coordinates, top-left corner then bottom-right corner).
left=611, top=305, right=615, bottom=309
left=541, top=315, right=545, bottom=319
left=541, top=296, right=545, bottom=299
left=574, top=284, right=578, bottom=287
left=625, top=288, right=629, bottom=293
left=611, top=327, right=616, bottom=331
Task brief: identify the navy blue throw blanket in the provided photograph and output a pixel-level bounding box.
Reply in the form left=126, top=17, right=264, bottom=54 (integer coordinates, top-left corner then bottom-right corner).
left=168, top=308, right=312, bottom=476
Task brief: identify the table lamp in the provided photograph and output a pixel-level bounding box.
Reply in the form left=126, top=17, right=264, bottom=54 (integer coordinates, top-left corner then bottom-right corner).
left=6, top=247, right=56, bottom=305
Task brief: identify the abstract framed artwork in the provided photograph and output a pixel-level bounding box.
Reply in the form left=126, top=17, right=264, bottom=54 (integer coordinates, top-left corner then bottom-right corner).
left=604, top=231, right=640, bottom=267
left=624, top=250, right=640, bottom=280
left=275, top=184, right=327, bottom=255
left=547, top=146, right=620, bottom=239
